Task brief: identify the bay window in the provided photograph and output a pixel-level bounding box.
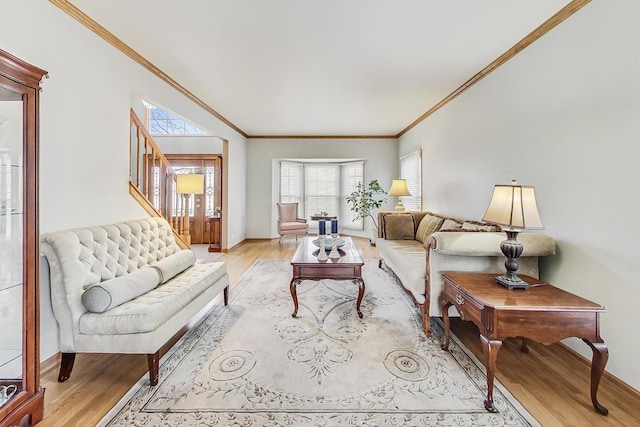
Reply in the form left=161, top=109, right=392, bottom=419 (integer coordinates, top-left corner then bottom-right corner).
left=279, top=160, right=365, bottom=230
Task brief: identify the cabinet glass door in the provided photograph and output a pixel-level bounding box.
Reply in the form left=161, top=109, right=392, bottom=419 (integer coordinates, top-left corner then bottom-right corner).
left=0, top=85, right=23, bottom=406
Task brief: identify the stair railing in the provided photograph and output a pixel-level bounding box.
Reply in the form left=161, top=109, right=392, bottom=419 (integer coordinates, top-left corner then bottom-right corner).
left=129, top=108, right=188, bottom=248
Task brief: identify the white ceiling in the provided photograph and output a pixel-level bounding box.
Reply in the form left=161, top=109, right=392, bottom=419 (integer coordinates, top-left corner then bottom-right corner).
left=71, top=0, right=571, bottom=137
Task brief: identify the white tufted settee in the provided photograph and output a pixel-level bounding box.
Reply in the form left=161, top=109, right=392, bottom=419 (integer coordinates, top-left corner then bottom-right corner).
left=40, top=217, right=229, bottom=386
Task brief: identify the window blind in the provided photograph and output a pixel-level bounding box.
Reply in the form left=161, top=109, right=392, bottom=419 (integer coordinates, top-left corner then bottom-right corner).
left=304, top=164, right=339, bottom=220
left=341, top=161, right=364, bottom=229
left=280, top=161, right=303, bottom=209
left=400, top=150, right=422, bottom=211
left=279, top=160, right=364, bottom=229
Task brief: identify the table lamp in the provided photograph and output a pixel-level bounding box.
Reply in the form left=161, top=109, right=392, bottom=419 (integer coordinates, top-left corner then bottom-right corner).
left=482, top=180, right=544, bottom=289
left=176, top=173, right=205, bottom=244
left=389, top=179, right=411, bottom=211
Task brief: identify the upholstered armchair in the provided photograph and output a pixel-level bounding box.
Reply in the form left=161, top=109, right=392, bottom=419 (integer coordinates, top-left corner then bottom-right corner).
left=277, top=202, right=309, bottom=244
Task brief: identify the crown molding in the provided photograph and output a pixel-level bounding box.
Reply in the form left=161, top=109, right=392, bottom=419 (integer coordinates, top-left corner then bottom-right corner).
left=49, top=0, right=248, bottom=138
left=247, top=135, right=397, bottom=140
left=50, top=0, right=590, bottom=141
left=396, top=0, right=591, bottom=138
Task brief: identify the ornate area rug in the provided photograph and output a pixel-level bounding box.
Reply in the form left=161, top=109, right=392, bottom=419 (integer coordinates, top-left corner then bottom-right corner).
left=99, top=259, right=539, bottom=427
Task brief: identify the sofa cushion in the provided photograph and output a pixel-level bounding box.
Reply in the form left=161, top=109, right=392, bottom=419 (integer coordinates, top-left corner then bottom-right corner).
left=81, top=268, right=161, bottom=313
left=383, top=214, right=416, bottom=240
left=279, top=221, right=308, bottom=231
left=150, top=249, right=196, bottom=283
left=376, top=239, right=426, bottom=300
left=415, top=214, right=444, bottom=244
left=440, top=218, right=463, bottom=231
left=461, top=221, right=499, bottom=232
left=79, top=262, right=227, bottom=335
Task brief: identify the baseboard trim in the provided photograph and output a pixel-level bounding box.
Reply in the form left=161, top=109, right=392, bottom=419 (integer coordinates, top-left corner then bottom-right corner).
left=41, top=352, right=61, bottom=376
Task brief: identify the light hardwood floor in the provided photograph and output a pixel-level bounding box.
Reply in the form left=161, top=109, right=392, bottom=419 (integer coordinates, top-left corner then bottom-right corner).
left=37, top=237, right=639, bottom=426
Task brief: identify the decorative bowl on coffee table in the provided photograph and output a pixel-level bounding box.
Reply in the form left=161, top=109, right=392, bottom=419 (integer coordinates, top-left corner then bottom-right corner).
left=312, top=236, right=345, bottom=251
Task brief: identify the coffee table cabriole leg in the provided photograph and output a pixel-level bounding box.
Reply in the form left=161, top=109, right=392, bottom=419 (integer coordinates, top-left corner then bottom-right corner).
left=290, top=278, right=301, bottom=318
left=355, top=278, right=365, bottom=318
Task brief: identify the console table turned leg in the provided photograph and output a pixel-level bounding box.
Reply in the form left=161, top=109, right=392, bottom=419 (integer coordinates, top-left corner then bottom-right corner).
left=480, top=335, right=502, bottom=413
left=582, top=339, right=609, bottom=415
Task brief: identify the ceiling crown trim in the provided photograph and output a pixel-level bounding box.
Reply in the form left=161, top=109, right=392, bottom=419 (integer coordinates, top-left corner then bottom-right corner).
left=49, top=0, right=248, bottom=138
left=397, top=0, right=591, bottom=138
left=51, top=0, right=590, bottom=141
left=248, top=135, right=397, bottom=140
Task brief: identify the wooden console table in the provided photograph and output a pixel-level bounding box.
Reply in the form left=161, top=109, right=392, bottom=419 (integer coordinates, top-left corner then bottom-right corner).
left=440, top=272, right=608, bottom=415
left=207, top=216, right=221, bottom=252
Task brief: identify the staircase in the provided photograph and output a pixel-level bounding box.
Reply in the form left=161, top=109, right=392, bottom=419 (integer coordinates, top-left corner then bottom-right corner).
left=129, top=108, right=189, bottom=248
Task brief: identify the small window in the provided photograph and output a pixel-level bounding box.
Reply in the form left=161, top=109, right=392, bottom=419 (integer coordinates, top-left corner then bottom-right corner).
left=280, top=161, right=303, bottom=205
left=400, top=150, right=422, bottom=211
left=144, top=102, right=208, bottom=136
left=305, top=164, right=339, bottom=220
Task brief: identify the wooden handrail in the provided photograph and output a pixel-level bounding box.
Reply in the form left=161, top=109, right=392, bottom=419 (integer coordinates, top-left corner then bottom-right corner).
left=129, top=108, right=188, bottom=247
left=128, top=184, right=189, bottom=249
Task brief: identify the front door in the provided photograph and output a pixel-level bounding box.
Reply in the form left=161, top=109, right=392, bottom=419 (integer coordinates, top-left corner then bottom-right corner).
left=166, top=155, right=222, bottom=244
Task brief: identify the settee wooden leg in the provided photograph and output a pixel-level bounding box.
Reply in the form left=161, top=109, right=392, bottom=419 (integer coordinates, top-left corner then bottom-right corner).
left=223, top=286, right=229, bottom=305
left=147, top=351, right=160, bottom=386
left=421, top=303, right=432, bottom=337
left=58, top=352, right=76, bottom=382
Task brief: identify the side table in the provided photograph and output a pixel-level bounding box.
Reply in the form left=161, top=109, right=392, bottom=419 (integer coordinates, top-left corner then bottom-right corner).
left=207, top=216, right=221, bottom=252
left=310, top=215, right=337, bottom=221
left=440, top=272, right=608, bottom=415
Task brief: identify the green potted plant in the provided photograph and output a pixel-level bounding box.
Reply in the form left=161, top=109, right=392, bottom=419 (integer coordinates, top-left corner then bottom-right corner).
left=346, top=179, right=388, bottom=245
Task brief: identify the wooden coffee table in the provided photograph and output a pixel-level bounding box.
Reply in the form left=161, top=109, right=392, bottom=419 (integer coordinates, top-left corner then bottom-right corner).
left=440, top=272, right=608, bottom=415
left=290, top=236, right=365, bottom=318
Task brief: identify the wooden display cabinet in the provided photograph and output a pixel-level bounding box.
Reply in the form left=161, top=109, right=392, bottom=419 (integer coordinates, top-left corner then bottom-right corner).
left=0, top=49, right=47, bottom=426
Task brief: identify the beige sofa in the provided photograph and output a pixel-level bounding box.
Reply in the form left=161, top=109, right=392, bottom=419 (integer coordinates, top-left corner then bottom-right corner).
left=376, top=211, right=555, bottom=336
left=40, top=217, right=229, bottom=385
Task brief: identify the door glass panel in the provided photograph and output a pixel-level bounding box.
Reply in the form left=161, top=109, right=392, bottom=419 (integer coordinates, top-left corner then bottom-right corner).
left=0, top=86, right=23, bottom=391
left=205, top=165, right=216, bottom=217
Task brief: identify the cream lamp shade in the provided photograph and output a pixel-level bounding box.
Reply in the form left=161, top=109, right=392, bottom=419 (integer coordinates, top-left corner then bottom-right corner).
left=482, top=180, right=544, bottom=290
left=388, top=179, right=411, bottom=211
left=176, top=174, right=205, bottom=194
left=482, top=180, right=544, bottom=230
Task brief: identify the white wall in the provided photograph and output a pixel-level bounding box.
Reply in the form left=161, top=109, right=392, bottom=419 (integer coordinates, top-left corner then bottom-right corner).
left=2, top=1, right=247, bottom=235
left=400, top=0, right=640, bottom=390
left=154, top=136, right=224, bottom=155
left=246, top=138, right=398, bottom=239
left=152, top=135, right=246, bottom=248
left=2, top=0, right=247, bottom=360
